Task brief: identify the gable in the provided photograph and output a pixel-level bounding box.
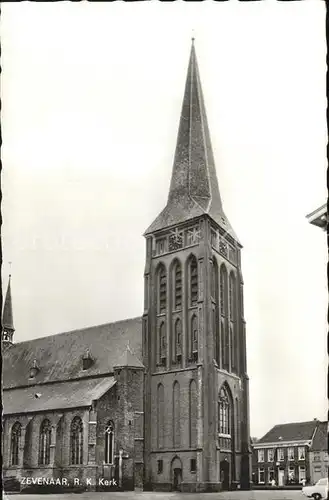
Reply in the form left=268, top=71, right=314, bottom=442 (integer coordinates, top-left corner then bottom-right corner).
left=3, top=317, right=142, bottom=388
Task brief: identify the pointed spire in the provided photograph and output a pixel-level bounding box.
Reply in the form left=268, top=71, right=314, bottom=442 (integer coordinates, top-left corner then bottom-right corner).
left=145, top=40, right=238, bottom=242
left=2, top=274, right=15, bottom=344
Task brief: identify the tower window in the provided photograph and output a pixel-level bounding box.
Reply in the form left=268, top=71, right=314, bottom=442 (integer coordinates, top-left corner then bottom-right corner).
left=189, top=257, right=198, bottom=306
left=159, top=322, right=166, bottom=365
left=174, top=318, right=182, bottom=363
left=158, top=265, right=167, bottom=314
left=174, top=262, right=182, bottom=310
left=190, top=458, right=197, bottom=473
left=191, top=315, right=198, bottom=362
left=157, top=459, right=163, bottom=474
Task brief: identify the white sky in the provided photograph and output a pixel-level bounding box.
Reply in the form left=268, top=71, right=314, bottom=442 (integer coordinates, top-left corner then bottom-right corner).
left=2, top=1, right=327, bottom=438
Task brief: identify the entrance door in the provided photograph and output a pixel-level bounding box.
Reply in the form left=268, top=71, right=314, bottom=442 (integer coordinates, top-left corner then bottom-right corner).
left=278, top=468, right=285, bottom=486
left=220, top=460, right=230, bottom=491
left=173, top=468, right=182, bottom=491
left=171, top=457, right=183, bottom=492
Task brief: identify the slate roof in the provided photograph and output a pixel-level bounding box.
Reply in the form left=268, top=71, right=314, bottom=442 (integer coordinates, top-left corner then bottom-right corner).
left=310, top=421, right=328, bottom=451
left=2, top=317, right=142, bottom=389
left=145, top=41, right=239, bottom=244
left=114, top=345, right=144, bottom=368
left=3, top=376, right=116, bottom=415
left=258, top=420, right=319, bottom=444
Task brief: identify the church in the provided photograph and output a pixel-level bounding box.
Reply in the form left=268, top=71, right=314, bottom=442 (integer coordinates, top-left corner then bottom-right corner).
left=2, top=41, right=251, bottom=493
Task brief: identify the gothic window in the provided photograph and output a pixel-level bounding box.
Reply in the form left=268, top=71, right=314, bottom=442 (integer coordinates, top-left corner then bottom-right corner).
left=229, top=273, right=236, bottom=319
left=191, top=315, right=198, bottom=361
left=70, top=416, right=83, bottom=465
left=189, top=256, right=198, bottom=306
left=157, top=384, right=164, bottom=449
left=11, top=422, right=21, bottom=466
left=39, top=419, right=51, bottom=465
left=173, top=381, right=180, bottom=448
left=159, top=322, right=166, bottom=365
left=210, top=257, right=218, bottom=301
left=189, top=379, right=197, bottom=448
left=220, top=265, right=229, bottom=370
left=173, top=261, right=182, bottom=310
left=218, top=386, right=232, bottom=450
left=174, top=318, right=182, bottom=361
left=157, top=264, right=167, bottom=314
left=104, top=421, right=114, bottom=464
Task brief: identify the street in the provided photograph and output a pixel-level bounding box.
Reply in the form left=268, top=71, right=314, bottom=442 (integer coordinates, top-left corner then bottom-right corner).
left=4, top=490, right=306, bottom=500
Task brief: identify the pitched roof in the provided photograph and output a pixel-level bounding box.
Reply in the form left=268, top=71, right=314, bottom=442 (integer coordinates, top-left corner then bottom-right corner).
left=3, top=376, right=116, bottom=415
left=2, top=275, right=14, bottom=331
left=310, top=421, right=328, bottom=451
left=114, top=344, right=144, bottom=369
left=145, top=40, right=239, bottom=243
left=2, top=317, right=142, bottom=389
left=258, top=420, right=319, bottom=444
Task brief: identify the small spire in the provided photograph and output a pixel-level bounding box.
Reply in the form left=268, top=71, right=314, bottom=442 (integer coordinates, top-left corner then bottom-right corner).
left=2, top=273, right=15, bottom=344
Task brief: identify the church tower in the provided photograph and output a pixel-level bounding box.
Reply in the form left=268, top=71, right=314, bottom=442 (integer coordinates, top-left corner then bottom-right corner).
left=142, top=40, right=251, bottom=492
left=2, top=275, right=15, bottom=345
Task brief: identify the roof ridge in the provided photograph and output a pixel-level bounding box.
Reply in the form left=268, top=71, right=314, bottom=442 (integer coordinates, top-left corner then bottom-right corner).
left=11, top=316, right=142, bottom=345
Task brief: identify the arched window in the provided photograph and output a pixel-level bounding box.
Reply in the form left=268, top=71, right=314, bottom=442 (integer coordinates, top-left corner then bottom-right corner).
left=191, top=315, right=198, bottom=361
left=157, top=384, right=164, bottom=449
left=220, top=265, right=229, bottom=370
left=211, top=257, right=218, bottom=301
left=229, top=273, right=236, bottom=320
left=218, top=386, right=233, bottom=451
left=173, top=261, right=182, bottom=310
left=173, top=381, right=180, bottom=448
left=157, top=264, right=167, bottom=314
left=159, top=322, right=166, bottom=365
left=189, top=257, right=198, bottom=306
left=39, top=419, right=51, bottom=465
left=11, top=422, right=21, bottom=466
left=174, top=319, right=182, bottom=361
left=70, top=417, right=83, bottom=465
left=189, top=380, right=197, bottom=448
left=105, top=421, right=114, bottom=464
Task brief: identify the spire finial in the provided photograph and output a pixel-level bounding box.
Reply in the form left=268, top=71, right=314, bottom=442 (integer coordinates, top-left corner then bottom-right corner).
left=191, top=30, right=195, bottom=45
left=8, top=261, right=12, bottom=278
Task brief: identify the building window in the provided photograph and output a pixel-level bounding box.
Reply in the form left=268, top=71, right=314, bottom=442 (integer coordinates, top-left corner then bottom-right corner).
left=267, top=448, right=274, bottom=462
left=298, top=447, right=305, bottom=460
left=268, top=468, right=275, bottom=483
left=288, top=466, right=295, bottom=483
left=258, top=449, right=264, bottom=463
left=218, top=386, right=231, bottom=447
left=324, top=452, right=328, bottom=461
left=288, top=447, right=295, bottom=461
left=277, top=448, right=284, bottom=461
left=191, top=315, right=198, bottom=361
left=210, top=257, right=218, bottom=301
left=157, top=459, right=163, bottom=474
left=39, top=419, right=51, bottom=466
left=174, top=262, right=182, bottom=310
left=11, top=422, right=21, bottom=466
left=158, top=265, right=167, bottom=314
left=189, top=257, right=198, bottom=306
left=313, top=452, right=321, bottom=462
left=258, top=468, right=265, bottom=484
left=298, top=466, right=306, bottom=483
left=70, top=416, right=83, bottom=465
left=156, top=238, right=166, bottom=255
left=104, top=421, right=114, bottom=465
left=174, top=319, right=182, bottom=360
left=190, top=458, right=197, bottom=473
left=229, top=273, right=236, bottom=320
left=159, top=322, right=166, bottom=365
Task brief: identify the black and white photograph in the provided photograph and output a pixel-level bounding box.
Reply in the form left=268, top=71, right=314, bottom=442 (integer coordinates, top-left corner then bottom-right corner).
left=1, top=2, right=327, bottom=499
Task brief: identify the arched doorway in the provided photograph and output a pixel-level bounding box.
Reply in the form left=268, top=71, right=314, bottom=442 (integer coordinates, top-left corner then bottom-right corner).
left=220, top=459, right=230, bottom=491
left=171, top=456, right=182, bottom=491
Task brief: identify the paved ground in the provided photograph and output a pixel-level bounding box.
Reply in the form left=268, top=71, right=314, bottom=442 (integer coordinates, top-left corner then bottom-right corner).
left=4, top=491, right=305, bottom=500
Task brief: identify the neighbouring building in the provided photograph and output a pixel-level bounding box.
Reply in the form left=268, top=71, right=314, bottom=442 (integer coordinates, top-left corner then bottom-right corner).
left=252, top=420, right=327, bottom=487
left=309, top=421, right=328, bottom=484
left=306, top=203, right=327, bottom=231
left=2, top=40, right=251, bottom=493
